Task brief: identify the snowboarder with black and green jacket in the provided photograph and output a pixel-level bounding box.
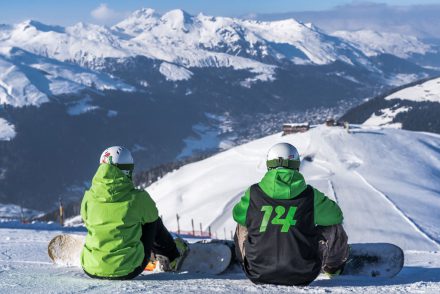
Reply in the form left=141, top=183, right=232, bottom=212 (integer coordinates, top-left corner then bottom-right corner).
left=80, top=146, right=187, bottom=280
left=233, top=142, right=349, bottom=286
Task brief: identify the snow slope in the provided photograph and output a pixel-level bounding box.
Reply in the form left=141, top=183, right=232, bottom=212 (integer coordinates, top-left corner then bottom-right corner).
left=362, top=77, right=440, bottom=128
left=385, top=77, right=440, bottom=103
left=332, top=30, right=432, bottom=59
left=0, top=47, right=134, bottom=107
left=149, top=125, right=440, bottom=251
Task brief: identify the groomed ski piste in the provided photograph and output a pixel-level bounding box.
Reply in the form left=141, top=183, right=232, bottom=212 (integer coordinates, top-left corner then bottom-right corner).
left=1, top=125, right=440, bottom=293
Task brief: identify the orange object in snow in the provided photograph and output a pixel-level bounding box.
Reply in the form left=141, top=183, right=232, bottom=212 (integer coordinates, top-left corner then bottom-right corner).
left=144, top=261, right=157, bottom=271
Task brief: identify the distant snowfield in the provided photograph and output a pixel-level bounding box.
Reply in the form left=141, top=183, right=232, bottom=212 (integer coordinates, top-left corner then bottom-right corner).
left=0, top=118, right=16, bottom=141
left=159, top=62, right=193, bottom=81
left=385, top=77, right=440, bottom=103
left=363, top=106, right=410, bottom=128
left=0, top=125, right=440, bottom=292
left=332, top=30, right=431, bottom=58
left=0, top=204, right=42, bottom=219
left=362, top=77, right=440, bottom=128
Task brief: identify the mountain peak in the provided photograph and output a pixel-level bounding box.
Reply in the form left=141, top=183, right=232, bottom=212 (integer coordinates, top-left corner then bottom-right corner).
left=131, top=8, right=157, bottom=19
left=113, top=8, right=159, bottom=34
left=161, top=9, right=193, bottom=24
left=17, top=20, right=65, bottom=34
left=160, top=9, right=194, bottom=32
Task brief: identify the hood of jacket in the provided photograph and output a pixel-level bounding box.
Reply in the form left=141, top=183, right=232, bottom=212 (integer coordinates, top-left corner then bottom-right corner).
left=88, top=164, right=134, bottom=202
left=259, top=168, right=307, bottom=200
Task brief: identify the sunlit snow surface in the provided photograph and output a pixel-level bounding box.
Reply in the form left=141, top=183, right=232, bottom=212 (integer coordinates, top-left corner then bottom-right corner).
left=0, top=224, right=439, bottom=292
left=1, top=125, right=440, bottom=292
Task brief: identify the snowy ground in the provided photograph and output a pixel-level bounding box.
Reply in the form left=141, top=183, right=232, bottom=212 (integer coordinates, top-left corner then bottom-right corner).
left=0, top=226, right=439, bottom=293
left=0, top=125, right=439, bottom=292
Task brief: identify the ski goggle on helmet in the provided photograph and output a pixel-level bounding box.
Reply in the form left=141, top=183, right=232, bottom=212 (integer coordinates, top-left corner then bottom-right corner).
left=266, top=143, right=300, bottom=170
left=99, top=146, right=134, bottom=178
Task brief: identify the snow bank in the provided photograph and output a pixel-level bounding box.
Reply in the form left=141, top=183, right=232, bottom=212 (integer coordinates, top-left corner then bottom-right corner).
left=0, top=118, right=16, bottom=141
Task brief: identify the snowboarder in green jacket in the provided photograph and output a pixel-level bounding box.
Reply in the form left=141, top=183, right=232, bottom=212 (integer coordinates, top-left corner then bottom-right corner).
left=80, top=146, right=187, bottom=279
left=233, top=143, right=349, bottom=286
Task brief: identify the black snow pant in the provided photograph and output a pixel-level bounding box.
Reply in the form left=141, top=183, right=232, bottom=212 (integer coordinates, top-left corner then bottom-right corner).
left=234, top=223, right=349, bottom=282
left=84, top=218, right=180, bottom=280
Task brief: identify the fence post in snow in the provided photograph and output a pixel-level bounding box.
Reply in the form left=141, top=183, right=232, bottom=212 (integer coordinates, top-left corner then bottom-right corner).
left=59, top=197, right=64, bottom=227
left=191, top=219, right=195, bottom=236
left=208, top=226, right=212, bottom=238
left=200, top=222, right=203, bottom=236
left=176, top=213, right=180, bottom=235
left=20, top=205, right=24, bottom=224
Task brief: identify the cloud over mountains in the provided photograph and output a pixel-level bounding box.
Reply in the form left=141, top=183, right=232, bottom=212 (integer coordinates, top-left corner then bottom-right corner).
left=249, top=2, right=440, bottom=39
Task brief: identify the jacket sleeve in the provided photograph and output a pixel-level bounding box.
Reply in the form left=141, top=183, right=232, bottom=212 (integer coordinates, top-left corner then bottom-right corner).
left=232, top=188, right=251, bottom=226
left=80, top=192, right=88, bottom=223
left=138, top=190, right=159, bottom=224
left=313, top=188, right=343, bottom=226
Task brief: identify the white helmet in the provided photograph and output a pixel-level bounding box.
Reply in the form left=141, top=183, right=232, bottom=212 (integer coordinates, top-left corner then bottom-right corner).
left=266, top=143, right=300, bottom=170
left=99, top=146, right=134, bottom=177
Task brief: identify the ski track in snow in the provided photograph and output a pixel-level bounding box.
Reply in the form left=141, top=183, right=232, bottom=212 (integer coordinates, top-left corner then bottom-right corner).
left=354, top=171, right=440, bottom=249
left=306, top=155, right=438, bottom=250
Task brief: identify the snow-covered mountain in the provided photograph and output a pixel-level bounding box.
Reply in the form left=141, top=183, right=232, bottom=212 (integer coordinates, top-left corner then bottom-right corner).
left=0, top=9, right=438, bottom=107
left=341, top=77, right=440, bottom=132
left=3, top=10, right=371, bottom=70
left=147, top=125, right=440, bottom=251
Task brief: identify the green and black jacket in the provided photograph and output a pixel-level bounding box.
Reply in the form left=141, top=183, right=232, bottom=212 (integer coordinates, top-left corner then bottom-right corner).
left=232, top=168, right=343, bottom=286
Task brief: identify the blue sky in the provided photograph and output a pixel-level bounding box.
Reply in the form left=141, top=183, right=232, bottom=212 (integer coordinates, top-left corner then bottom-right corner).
left=1, top=0, right=440, bottom=25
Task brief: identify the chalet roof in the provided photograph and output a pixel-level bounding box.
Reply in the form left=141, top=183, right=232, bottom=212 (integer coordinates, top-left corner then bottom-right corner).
left=283, top=122, right=310, bottom=127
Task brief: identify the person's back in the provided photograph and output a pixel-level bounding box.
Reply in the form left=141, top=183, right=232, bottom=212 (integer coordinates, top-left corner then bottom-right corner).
left=233, top=143, right=348, bottom=286
left=81, top=163, right=158, bottom=278
left=81, top=146, right=186, bottom=280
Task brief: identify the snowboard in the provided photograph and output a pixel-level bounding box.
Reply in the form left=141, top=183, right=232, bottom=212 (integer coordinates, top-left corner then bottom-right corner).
left=47, top=234, right=84, bottom=267
left=47, top=234, right=233, bottom=275
left=340, top=243, right=404, bottom=278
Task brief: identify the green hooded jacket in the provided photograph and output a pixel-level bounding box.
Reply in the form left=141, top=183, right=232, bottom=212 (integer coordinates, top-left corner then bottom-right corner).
left=80, top=164, right=158, bottom=277
left=233, top=169, right=343, bottom=226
